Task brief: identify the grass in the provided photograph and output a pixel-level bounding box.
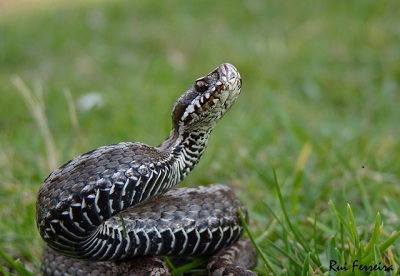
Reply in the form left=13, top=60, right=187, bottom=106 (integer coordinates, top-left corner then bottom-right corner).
left=1, top=0, right=400, bottom=275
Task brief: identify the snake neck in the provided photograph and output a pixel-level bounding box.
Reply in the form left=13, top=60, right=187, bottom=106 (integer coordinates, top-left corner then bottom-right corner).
left=157, top=128, right=211, bottom=182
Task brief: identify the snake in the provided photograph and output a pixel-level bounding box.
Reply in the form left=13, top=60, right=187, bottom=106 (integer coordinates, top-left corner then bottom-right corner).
left=36, top=63, right=257, bottom=275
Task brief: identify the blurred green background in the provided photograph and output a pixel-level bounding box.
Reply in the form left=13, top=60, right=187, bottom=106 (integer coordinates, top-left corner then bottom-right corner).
left=1, top=0, right=399, bottom=274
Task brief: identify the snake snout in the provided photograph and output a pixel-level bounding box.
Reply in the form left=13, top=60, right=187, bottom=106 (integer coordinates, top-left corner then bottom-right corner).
left=218, top=63, right=242, bottom=98
left=219, top=63, right=241, bottom=83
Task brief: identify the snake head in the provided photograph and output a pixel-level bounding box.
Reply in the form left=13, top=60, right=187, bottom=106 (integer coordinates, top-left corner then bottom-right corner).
left=171, top=63, right=242, bottom=133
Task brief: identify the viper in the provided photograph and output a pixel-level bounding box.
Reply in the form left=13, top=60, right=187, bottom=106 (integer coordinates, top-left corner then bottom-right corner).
left=36, top=63, right=257, bottom=275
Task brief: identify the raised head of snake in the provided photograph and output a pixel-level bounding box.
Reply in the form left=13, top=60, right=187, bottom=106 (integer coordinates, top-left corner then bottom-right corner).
left=161, top=63, right=241, bottom=148
left=36, top=63, right=243, bottom=261
left=173, top=63, right=241, bottom=130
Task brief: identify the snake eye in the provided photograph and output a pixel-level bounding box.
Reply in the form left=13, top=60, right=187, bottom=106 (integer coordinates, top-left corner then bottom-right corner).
left=194, top=80, right=208, bottom=93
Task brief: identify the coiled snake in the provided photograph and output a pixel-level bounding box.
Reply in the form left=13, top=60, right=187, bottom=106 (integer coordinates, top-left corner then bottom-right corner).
left=37, top=63, right=257, bottom=275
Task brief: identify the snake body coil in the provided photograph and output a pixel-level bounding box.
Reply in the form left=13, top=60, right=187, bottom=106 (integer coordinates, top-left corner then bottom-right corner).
left=37, top=63, right=256, bottom=275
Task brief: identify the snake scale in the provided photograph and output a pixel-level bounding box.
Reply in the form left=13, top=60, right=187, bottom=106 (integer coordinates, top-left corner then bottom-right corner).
left=36, top=63, right=257, bottom=275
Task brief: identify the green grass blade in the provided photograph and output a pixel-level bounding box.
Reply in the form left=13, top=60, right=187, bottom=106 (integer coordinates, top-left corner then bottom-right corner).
left=163, top=256, right=176, bottom=271
left=272, top=169, right=309, bottom=252
left=170, top=258, right=208, bottom=276
left=289, top=170, right=304, bottom=215
left=0, top=248, right=33, bottom=276
left=118, top=213, right=127, bottom=238
left=301, top=252, right=311, bottom=276
left=238, top=207, right=276, bottom=274
left=346, top=204, right=360, bottom=250
left=328, top=201, right=351, bottom=237
left=272, top=168, right=323, bottom=269
left=365, top=212, right=382, bottom=254
left=0, top=264, right=10, bottom=276
left=373, top=245, right=385, bottom=276
left=327, top=236, right=338, bottom=276
left=363, top=231, right=400, bottom=264
left=263, top=239, right=303, bottom=269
